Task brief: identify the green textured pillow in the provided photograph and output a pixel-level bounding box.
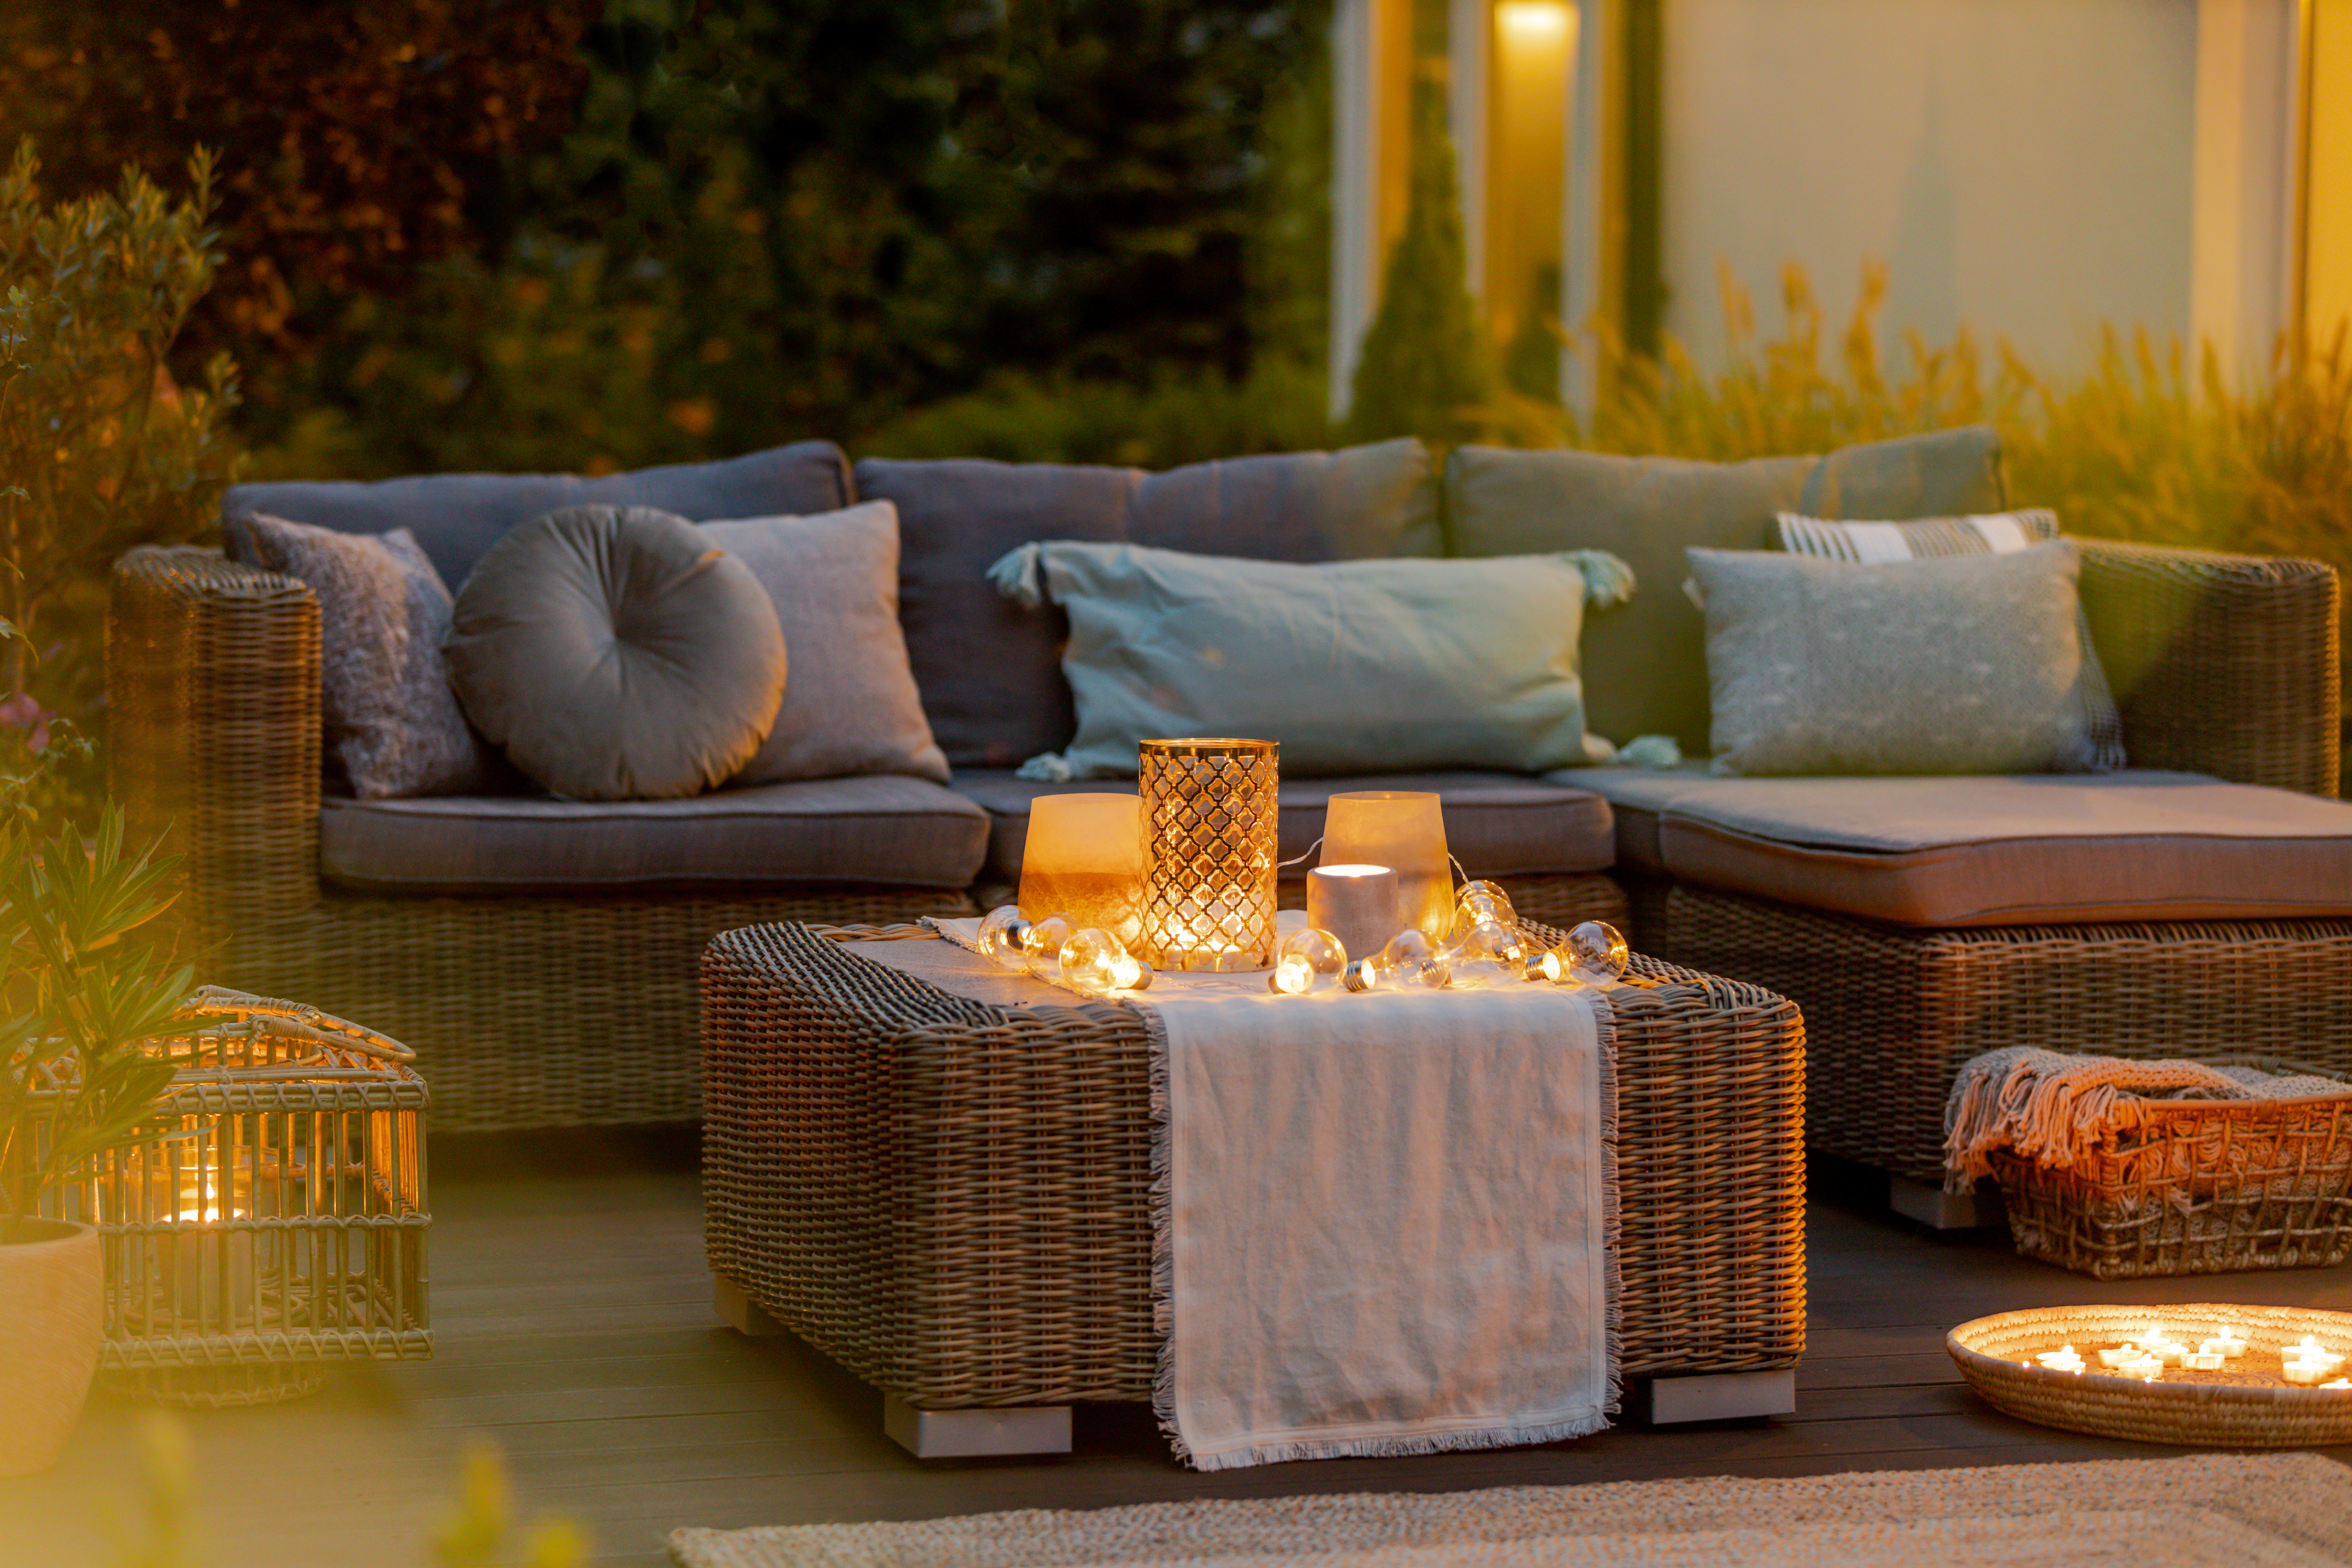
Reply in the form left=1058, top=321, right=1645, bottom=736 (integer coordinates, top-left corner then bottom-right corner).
left=990, top=540, right=1642, bottom=779
left=1688, top=541, right=2102, bottom=776
left=1443, top=426, right=2007, bottom=755
left=444, top=505, right=787, bottom=800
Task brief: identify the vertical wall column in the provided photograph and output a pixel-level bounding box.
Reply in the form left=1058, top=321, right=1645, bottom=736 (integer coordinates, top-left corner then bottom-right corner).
left=2191, top=0, right=2302, bottom=383
left=1330, top=0, right=1415, bottom=421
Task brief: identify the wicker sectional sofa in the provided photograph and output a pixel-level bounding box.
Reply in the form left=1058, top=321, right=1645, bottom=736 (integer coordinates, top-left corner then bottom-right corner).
left=109, top=429, right=2352, bottom=1175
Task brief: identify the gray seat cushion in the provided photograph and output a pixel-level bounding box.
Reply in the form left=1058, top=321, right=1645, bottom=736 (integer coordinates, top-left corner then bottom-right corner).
left=1560, top=769, right=2352, bottom=926
left=443, top=506, right=788, bottom=802
left=858, top=441, right=1436, bottom=771
left=954, top=769, right=1613, bottom=885
left=318, top=776, right=990, bottom=892
left=1447, top=426, right=2005, bottom=755
left=224, top=440, right=853, bottom=590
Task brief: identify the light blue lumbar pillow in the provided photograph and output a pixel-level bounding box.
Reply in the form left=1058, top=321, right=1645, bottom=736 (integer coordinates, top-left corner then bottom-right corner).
left=990, top=540, right=1668, bottom=779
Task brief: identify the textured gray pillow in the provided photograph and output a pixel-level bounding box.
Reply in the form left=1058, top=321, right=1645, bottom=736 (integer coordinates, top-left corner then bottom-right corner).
left=241, top=513, right=505, bottom=799
left=1688, top=540, right=2102, bottom=776
left=1772, top=508, right=2124, bottom=770
left=443, top=506, right=788, bottom=801
left=701, top=501, right=950, bottom=785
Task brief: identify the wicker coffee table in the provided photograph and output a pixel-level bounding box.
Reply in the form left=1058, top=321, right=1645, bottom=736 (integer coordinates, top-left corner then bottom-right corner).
left=701, top=922, right=1807, bottom=1456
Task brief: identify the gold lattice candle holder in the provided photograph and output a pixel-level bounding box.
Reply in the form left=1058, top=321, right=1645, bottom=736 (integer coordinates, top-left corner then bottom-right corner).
left=35, top=988, right=432, bottom=1408
left=1138, top=737, right=1280, bottom=971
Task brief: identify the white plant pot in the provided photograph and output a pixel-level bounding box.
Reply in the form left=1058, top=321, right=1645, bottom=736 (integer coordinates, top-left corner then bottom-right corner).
left=0, top=1219, right=103, bottom=1475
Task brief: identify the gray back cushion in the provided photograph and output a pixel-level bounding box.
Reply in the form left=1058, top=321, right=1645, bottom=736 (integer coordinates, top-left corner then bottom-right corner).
left=860, top=440, right=1436, bottom=771
left=443, top=506, right=788, bottom=802
left=1444, top=426, right=2005, bottom=753
left=224, top=440, right=853, bottom=590
left=857, top=458, right=1141, bottom=771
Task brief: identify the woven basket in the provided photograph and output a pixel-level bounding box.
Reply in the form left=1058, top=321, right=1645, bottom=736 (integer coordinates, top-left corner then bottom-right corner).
left=1990, top=1064, right=2352, bottom=1280
left=1949, top=1303, right=2352, bottom=1447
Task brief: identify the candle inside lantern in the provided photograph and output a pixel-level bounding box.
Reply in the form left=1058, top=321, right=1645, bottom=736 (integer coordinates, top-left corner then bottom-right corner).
left=1321, top=791, right=1452, bottom=942
left=1019, top=793, right=1145, bottom=947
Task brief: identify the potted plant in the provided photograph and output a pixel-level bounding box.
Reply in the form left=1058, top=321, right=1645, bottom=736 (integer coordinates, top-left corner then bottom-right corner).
left=0, top=685, right=191, bottom=1475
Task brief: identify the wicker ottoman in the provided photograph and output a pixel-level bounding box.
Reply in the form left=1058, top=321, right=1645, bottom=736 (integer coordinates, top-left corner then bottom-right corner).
left=1667, top=885, right=2352, bottom=1221
left=701, top=921, right=1807, bottom=1453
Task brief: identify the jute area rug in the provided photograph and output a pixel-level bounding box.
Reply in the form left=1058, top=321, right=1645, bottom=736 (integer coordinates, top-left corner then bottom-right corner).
left=669, top=1453, right=2352, bottom=1568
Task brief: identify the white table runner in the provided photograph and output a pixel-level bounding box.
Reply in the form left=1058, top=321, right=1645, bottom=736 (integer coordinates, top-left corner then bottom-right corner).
left=893, top=922, right=1620, bottom=1470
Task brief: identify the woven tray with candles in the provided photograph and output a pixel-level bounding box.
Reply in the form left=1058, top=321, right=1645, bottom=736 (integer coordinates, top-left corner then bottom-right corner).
left=1948, top=1303, right=2352, bottom=1447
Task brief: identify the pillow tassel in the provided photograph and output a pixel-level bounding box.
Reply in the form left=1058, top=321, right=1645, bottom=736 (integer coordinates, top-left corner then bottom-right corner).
left=1566, top=550, right=1637, bottom=610
left=1612, top=734, right=1682, bottom=769
left=1016, top=751, right=1077, bottom=782
left=988, top=542, right=1049, bottom=609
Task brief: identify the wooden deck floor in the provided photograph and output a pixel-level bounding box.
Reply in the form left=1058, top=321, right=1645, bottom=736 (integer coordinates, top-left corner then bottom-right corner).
left=4, top=1130, right=2349, bottom=1568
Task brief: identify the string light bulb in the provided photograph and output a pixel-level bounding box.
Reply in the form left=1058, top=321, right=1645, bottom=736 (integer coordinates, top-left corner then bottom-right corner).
left=979, top=905, right=1033, bottom=972
left=1061, top=926, right=1155, bottom=996
left=1558, top=920, right=1631, bottom=987
left=1343, top=927, right=1451, bottom=992
left=1268, top=927, right=1348, bottom=995
left=1020, top=913, right=1076, bottom=979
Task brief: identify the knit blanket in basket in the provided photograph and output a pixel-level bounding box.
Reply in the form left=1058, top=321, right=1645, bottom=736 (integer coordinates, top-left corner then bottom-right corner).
left=1944, top=1047, right=2348, bottom=1194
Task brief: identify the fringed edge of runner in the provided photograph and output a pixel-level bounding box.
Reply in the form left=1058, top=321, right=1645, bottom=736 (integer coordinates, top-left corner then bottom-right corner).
left=1176, top=1408, right=1617, bottom=1472
left=1592, top=986, right=1625, bottom=1423
left=1143, top=1004, right=1188, bottom=1465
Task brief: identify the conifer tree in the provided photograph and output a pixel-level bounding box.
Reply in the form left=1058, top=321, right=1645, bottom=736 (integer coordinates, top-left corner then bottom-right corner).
left=1342, top=69, right=1491, bottom=446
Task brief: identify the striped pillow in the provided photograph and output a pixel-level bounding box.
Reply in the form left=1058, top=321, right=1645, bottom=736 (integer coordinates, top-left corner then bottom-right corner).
left=1773, top=510, right=2126, bottom=771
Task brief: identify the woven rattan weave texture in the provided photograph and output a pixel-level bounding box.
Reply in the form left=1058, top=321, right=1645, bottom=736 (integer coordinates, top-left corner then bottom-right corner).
left=1667, top=887, right=2352, bottom=1188
left=701, top=921, right=1806, bottom=1408
left=109, top=547, right=973, bottom=1132
left=1948, top=1303, right=2352, bottom=1447
left=1989, top=1075, right=2352, bottom=1279
left=2075, top=539, right=2342, bottom=797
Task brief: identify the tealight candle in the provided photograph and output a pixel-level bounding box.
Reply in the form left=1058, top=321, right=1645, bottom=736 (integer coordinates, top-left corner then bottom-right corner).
left=2036, top=1345, right=2085, bottom=1372
left=2200, top=1333, right=2247, bottom=1360
left=2284, top=1359, right=2326, bottom=1386
left=2325, top=1379, right=2352, bottom=1390
left=2119, top=1353, right=2164, bottom=1379
left=2184, top=1352, right=2225, bottom=1371
left=2097, top=1345, right=2142, bottom=1369
left=2146, top=1339, right=2189, bottom=1367
left=1306, top=864, right=1405, bottom=966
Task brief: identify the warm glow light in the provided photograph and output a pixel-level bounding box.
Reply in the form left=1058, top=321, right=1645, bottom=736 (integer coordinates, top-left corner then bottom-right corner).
left=1497, top=0, right=1570, bottom=42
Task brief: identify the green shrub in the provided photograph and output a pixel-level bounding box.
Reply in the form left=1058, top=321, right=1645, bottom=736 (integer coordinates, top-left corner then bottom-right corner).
left=0, top=139, right=239, bottom=815
left=861, top=360, right=1331, bottom=469
left=1341, top=71, right=1491, bottom=447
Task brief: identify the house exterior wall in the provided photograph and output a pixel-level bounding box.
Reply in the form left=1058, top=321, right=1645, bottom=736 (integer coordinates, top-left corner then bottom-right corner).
left=1658, top=0, right=2203, bottom=380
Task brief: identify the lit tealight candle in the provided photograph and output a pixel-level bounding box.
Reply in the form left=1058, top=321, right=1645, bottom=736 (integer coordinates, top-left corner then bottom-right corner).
left=2183, top=1352, right=2225, bottom=1371
left=2284, top=1359, right=2327, bottom=1386
left=2144, top=1338, right=2189, bottom=1367
left=2325, top=1379, right=2352, bottom=1390
left=2097, top=1345, right=2142, bottom=1370
left=2119, top=1352, right=2164, bottom=1379
left=2037, top=1345, right=2086, bottom=1373
left=2200, top=1332, right=2247, bottom=1360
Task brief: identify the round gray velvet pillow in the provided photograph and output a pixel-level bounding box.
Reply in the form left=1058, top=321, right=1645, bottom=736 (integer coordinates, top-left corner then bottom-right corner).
left=444, top=505, right=788, bottom=801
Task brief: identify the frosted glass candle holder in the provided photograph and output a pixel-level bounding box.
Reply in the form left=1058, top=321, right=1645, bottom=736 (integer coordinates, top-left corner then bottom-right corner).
left=1018, top=793, right=1144, bottom=947
left=1322, top=790, right=1452, bottom=941
left=1139, top=737, right=1279, bottom=971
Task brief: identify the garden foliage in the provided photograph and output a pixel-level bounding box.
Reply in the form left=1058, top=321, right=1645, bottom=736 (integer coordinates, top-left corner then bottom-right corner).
left=0, top=140, right=240, bottom=805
